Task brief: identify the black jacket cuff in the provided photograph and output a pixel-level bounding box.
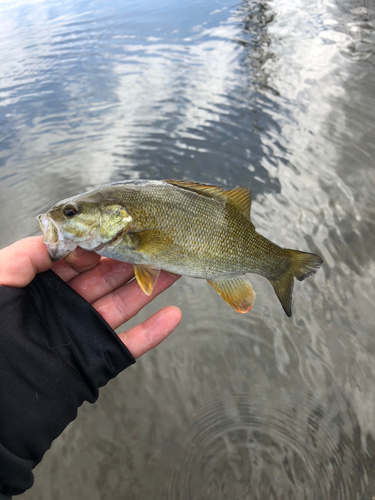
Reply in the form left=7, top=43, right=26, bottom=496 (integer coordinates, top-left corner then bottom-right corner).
left=0, top=270, right=135, bottom=495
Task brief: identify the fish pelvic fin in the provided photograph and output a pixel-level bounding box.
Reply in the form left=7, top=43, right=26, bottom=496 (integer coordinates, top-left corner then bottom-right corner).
left=208, top=275, right=256, bottom=313
left=270, top=250, right=323, bottom=317
left=134, top=264, right=161, bottom=295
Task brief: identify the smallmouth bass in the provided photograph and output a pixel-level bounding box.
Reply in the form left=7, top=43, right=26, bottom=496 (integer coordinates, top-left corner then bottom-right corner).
left=37, top=179, right=323, bottom=316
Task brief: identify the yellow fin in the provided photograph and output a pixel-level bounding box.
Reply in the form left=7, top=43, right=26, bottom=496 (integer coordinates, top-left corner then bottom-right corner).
left=226, top=187, right=251, bottom=219
left=165, top=180, right=226, bottom=199
left=134, top=264, right=161, bottom=295
left=133, top=229, right=171, bottom=256
left=165, top=180, right=252, bottom=219
left=208, top=275, right=256, bottom=313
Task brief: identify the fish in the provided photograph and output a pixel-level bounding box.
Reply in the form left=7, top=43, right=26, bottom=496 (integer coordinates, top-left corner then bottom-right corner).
left=37, top=179, right=323, bottom=316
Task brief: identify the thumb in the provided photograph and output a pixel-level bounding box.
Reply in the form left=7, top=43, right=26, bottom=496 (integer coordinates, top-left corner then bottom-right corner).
left=0, top=236, right=53, bottom=287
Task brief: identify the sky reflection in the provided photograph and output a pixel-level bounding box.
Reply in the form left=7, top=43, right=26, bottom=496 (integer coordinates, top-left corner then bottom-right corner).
left=1, top=0, right=375, bottom=498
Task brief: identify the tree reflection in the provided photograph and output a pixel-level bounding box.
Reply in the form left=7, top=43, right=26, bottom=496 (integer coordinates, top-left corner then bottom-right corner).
left=234, top=0, right=279, bottom=95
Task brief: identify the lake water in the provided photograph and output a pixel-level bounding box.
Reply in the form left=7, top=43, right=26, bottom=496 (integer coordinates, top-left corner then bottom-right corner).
left=1, top=0, right=375, bottom=498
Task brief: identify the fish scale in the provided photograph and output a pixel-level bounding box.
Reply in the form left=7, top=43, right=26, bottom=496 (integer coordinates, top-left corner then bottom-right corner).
left=37, top=179, right=323, bottom=316
left=114, top=185, right=259, bottom=276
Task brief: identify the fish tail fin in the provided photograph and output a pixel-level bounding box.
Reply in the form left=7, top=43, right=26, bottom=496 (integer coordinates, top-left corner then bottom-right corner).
left=270, top=250, right=323, bottom=317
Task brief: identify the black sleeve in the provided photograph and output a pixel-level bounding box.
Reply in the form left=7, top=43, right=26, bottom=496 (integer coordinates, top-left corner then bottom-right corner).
left=0, top=270, right=135, bottom=497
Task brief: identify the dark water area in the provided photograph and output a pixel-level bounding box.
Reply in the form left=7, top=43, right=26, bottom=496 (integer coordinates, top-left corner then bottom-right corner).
left=1, top=0, right=375, bottom=498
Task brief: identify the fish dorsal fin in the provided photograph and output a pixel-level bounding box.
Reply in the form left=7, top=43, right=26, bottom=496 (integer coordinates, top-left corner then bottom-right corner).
left=165, top=180, right=226, bottom=199
left=165, top=180, right=252, bottom=219
left=226, top=187, right=251, bottom=220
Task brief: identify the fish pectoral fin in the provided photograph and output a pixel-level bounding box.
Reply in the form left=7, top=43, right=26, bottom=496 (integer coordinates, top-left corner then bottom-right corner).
left=207, top=276, right=256, bottom=313
left=132, top=229, right=171, bottom=255
left=134, top=264, right=161, bottom=295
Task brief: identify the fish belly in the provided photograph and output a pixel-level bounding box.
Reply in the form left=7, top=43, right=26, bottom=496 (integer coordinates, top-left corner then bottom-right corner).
left=96, top=239, right=242, bottom=280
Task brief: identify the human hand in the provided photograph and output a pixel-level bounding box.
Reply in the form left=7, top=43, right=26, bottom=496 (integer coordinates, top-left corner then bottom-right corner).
left=0, top=236, right=182, bottom=358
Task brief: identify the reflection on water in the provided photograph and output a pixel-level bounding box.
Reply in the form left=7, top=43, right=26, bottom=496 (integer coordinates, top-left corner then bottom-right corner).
left=236, top=1, right=277, bottom=93
left=1, top=0, right=375, bottom=498
left=146, top=394, right=364, bottom=499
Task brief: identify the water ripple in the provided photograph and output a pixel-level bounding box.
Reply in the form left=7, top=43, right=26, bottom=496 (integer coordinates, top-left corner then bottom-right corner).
left=146, top=392, right=369, bottom=499
left=1, top=0, right=375, bottom=498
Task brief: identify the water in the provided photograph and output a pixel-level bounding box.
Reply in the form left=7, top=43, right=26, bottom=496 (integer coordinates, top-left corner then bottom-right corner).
left=1, top=0, right=375, bottom=498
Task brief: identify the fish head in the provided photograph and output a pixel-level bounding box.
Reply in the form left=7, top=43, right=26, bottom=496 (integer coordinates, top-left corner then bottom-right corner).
left=37, top=195, right=133, bottom=261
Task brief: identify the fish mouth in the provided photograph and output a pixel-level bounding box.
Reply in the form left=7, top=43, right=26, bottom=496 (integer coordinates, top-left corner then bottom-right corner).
left=36, top=213, right=77, bottom=261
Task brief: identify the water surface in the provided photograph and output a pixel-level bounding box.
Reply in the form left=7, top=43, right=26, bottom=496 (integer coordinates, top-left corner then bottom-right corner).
left=1, top=0, right=375, bottom=498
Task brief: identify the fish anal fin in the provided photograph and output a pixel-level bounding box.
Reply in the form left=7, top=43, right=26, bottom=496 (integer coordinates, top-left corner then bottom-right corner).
left=165, top=180, right=252, bottom=219
left=208, top=275, right=256, bottom=313
left=134, top=265, right=161, bottom=295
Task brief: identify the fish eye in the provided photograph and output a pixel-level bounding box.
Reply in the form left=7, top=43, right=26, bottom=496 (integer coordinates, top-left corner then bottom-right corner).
left=63, top=204, right=79, bottom=218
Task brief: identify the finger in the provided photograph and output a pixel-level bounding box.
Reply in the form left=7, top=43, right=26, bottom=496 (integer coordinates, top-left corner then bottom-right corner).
left=118, top=306, right=182, bottom=359
left=92, top=271, right=180, bottom=329
left=63, top=247, right=101, bottom=274
left=0, top=236, right=53, bottom=287
left=51, top=259, right=81, bottom=283
left=52, top=248, right=103, bottom=283
left=68, top=258, right=135, bottom=303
